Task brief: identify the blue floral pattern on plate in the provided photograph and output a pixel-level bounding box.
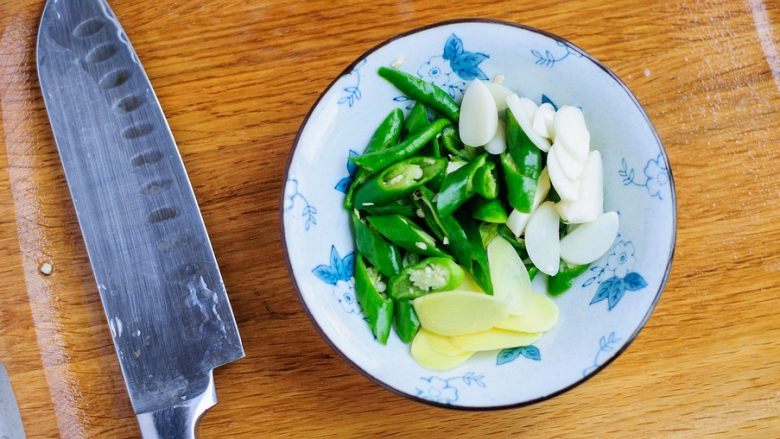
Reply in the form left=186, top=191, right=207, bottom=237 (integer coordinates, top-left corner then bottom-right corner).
left=584, top=235, right=649, bottom=310
left=531, top=41, right=584, bottom=68
left=416, top=372, right=485, bottom=404
left=284, top=177, right=317, bottom=231
left=335, top=150, right=359, bottom=194
left=338, top=59, right=366, bottom=108
left=496, top=345, right=541, bottom=365
left=619, top=153, right=670, bottom=200
left=583, top=332, right=622, bottom=376
left=541, top=94, right=559, bottom=110
left=312, top=246, right=358, bottom=313
left=395, top=33, right=489, bottom=107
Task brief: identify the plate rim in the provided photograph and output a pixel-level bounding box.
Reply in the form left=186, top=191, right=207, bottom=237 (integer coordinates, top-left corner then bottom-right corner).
left=279, top=17, right=678, bottom=410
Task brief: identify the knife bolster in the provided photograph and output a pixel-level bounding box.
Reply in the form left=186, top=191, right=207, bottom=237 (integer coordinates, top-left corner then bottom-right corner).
left=136, top=371, right=217, bottom=439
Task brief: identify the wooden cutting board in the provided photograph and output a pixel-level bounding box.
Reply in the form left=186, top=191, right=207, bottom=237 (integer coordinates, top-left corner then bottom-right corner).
left=1, top=0, right=779, bottom=437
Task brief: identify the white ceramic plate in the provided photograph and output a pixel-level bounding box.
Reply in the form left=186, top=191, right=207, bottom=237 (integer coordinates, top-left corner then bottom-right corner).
left=282, top=19, right=676, bottom=409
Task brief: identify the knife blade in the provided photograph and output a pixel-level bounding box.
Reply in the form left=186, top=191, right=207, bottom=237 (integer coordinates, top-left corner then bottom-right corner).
left=0, top=363, right=26, bottom=439
left=36, top=0, right=244, bottom=437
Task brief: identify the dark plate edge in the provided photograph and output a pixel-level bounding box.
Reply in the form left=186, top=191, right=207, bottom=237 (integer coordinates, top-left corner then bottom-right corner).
left=279, top=18, right=678, bottom=411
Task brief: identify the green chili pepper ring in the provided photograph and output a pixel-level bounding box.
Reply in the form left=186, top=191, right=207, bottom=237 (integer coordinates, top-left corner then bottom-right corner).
left=353, top=156, right=446, bottom=208
left=389, top=257, right=466, bottom=300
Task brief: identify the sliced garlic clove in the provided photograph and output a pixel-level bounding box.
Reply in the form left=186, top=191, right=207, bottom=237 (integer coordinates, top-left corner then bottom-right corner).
left=547, top=147, right=581, bottom=201
left=551, top=140, right=587, bottom=180
left=554, top=106, right=590, bottom=162
left=506, top=94, right=551, bottom=152
left=485, top=82, right=512, bottom=112
left=483, top=119, right=507, bottom=155
left=556, top=150, right=604, bottom=223
left=506, top=168, right=550, bottom=236
left=459, top=79, right=498, bottom=147
left=506, top=210, right=531, bottom=239
left=532, top=102, right=556, bottom=140
left=525, top=201, right=561, bottom=276
left=560, top=211, right=619, bottom=265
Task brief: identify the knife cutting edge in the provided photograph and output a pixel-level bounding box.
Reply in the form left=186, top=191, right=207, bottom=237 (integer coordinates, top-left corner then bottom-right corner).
left=36, top=0, right=244, bottom=437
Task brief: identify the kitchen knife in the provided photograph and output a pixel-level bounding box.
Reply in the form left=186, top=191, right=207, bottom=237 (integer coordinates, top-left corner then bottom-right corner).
left=36, top=0, right=244, bottom=437
left=0, top=363, right=26, bottom=439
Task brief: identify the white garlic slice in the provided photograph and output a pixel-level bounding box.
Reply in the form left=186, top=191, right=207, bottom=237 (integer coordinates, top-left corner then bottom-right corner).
left=560, top=211, right=619, bottom=265
left=506, top=94, right=551, bottom=152
left=459, top=79, right=498, bottom=147
left=525, top=202, right=561, bottom=276
left=556, top=150, right=604, bottom=223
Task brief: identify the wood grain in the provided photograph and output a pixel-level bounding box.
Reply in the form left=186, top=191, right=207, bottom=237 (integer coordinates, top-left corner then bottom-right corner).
left=1, top=0, right=779, bottom=437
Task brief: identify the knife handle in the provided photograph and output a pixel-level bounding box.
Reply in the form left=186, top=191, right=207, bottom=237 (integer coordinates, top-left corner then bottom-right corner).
left=136, top=371, right=217, bottom=439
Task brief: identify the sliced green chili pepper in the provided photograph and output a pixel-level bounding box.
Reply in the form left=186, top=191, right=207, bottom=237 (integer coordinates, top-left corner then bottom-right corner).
left=500, top=152, right=538, bottom=213
left=559, top=221, right=574, bottom=240
left=440, top=126, right=469, bottom=160
left=402, top=251, right=422, bottom=267
left=479, top=223, right=500, bottom=248
left=459, top=212, right=494, bottom=294
left=411, top=186, right=446, bottom=241
left=403, top=102, right=430, bottom=138
left=393, top=299, right=420, bottom=343
left=361, top=199, right=416, bottom=217
left=403, top=103, right=442, bottom=159
left=506, top=109, right=543, bottom=180
left=473, top=161, right=499, bottom=199
left=548, top=184, right=561, bottom=203
left=344, top=108, right=404, bottom=209
left=498, top=225, right=526, bottom=251
left=431, top=209, right=493, bottom=294
left=502, top=109, right=543, bottom=213
left=351, top=211, right=402, bottom=277
left=547, top=262, right=590, bottom=296
left=436, top=211, right=471, bottom=267
left=366, top=214, right=447, bottom=257
left=353, top=156, right=446, bottom=208
left=436, top=154, right=488, bottom=217
left=354, top=254, right=394, bottom=344
left=442, top=220, right=471, bottom=266
left=471, top=197, right=508, bottom=224
left=388, top=257, right=465, bottom=300
left=378, top=66, right=460, bottom=122
left=430, top=137, right=442, bottom=157
left=426, top=138, right=445, bottom=191
left=350, top=119, right=451, bottom=173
